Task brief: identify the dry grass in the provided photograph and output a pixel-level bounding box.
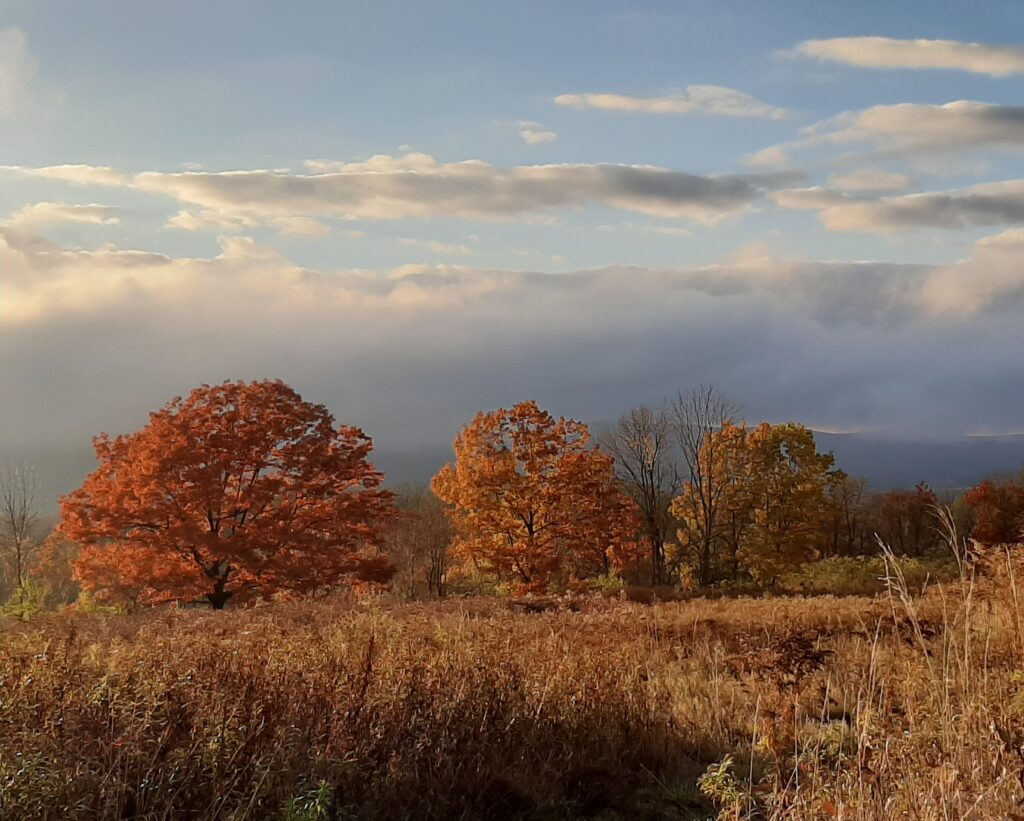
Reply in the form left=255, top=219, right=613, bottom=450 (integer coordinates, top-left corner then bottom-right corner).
left=2, top=556, right=1024, bottom=819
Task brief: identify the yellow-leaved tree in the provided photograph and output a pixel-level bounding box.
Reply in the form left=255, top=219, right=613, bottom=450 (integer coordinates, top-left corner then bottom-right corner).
left=671, top=420, right=749, bottom=584
left=671, top=421, right=837, bottom=585
left=739, top=422, right=838, bottom=583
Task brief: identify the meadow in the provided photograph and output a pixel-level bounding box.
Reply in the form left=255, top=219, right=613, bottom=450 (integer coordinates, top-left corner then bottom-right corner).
left=2, top=548, right=1023, bottom=820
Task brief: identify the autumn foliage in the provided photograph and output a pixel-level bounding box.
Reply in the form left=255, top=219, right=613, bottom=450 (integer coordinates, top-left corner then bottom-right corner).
left=61, top=380, right=396, bottom=608
left=432, top=401, right=642, bottom=591
left=672, top=421, right=840, bottom=584
left=38, top=378, right=1024, bottom=608
left=965, top=477, right=1024, bottom=545
left=876, top=482, right=941, bottom=556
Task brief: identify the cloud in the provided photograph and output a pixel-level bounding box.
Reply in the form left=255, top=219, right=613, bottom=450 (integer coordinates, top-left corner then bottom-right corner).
left=827, top=169, right=912, bottom=193
left=166, top=209, right=330, bottom=237
left=750, top=101, right=1024, bottom=166
left=792, top=37, right=1024, bottom=77
left=5, top=227, right=1024, bottom=486
left=0, top=164, right=131, bottom=187
left=3, top=225, right=1022, bottom=332
left=919, top=228, right=1024, bottom=315
left=3, top=153, right=803, bottom=226
left=398, top=238, right=478, bottom=257
left=837, top=101, right=1024, bottom=152
left=516, top=121, right=558, bottom=145
left=4, top=202, right=120, bottom=230
left=598, top=221, right=694, bottom=238
left=0, top=28, right=35, bottom=115
left=774, top=179, right=1024, bottom=232
left=770, top=186, right=851, bottom=212
left=746, top=145, right=793, bottom=168
left=134, top=155, right=801, bottom=223
left=555, top=85, right=788, bottom=119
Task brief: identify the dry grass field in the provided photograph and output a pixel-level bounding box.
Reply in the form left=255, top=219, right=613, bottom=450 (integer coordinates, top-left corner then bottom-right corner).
left=2, top=551, right=1024, bottom=820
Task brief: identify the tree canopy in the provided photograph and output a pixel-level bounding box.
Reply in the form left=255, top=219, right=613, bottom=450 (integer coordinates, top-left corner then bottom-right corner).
left=432, top=401, right=642, bottom=592
left=671, top=421, right=839, bottom=584
left=61, top=380, right=396, bottom=608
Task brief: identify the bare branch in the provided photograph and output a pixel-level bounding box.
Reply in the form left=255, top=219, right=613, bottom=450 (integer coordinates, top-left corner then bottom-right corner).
left=0, top=460, right=41, bottom=589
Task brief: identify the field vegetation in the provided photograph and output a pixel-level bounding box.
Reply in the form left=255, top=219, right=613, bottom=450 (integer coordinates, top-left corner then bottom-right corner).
left=1, top=544, right=1023, bottom=819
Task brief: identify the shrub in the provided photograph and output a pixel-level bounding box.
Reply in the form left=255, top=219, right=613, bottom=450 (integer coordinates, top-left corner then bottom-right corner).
left=0, top=580, right=46, bottom=620
left=778, top=554, right=958, bottom=596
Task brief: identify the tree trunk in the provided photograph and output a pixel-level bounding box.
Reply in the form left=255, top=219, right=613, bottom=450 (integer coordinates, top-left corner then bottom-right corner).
left=700, top=535, right=713, bottom=586
left=206, top=572, right=233, bottom=610
left=207, top=589, right=233, bottom=610
left=650, top=537, right=665, bottom=586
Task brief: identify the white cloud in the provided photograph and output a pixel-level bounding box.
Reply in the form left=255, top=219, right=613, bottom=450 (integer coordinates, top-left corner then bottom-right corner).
left=599, top=221, right=694, bottom=238
left=793, top=37, right=1024, bottom=77
left=133, top=155, right=796, bottom=223
left=4, top=202, right=120, bottom=229
left=770, top=186, right=851, bottom=211
left=750, top=101, right=1024, bottom=166
left=398, top=238, right=477, bottom=256
left=774, top=179, right=1024, bottom=232
left=166, top=209, right=330, bottom=237
left=555, top=85, right=788, bottom=119
left=3, top=154, right=803, bottom=226
left=0, top=28, right=35, bottom=115
left=827, top=169, right=912, bottom=193
left=839, top=101, right=1024, bottom=152
left=516, top=121, right=558, bottom=145
left=3, top=226, right=1021, bottom=331
left=919, top=228, right=1024, bottom=315
left=746, top=145, right=792, bottom=168
left=0, top=164, right=131, bottom=187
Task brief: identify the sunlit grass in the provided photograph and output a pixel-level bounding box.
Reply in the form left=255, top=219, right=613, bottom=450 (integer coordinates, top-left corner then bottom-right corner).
left=1, top=550, right=1022, bottom=818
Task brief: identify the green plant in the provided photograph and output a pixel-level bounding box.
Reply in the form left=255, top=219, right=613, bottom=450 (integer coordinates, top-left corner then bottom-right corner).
left=283, top=780, right=334, bottom=821
left=779, top=554, right=958, bottom=596
left=74, top=589, right=123, bottom=614
left=1, top=580, right=45, bottom=620
left=697, top=755, right=747, bottom=818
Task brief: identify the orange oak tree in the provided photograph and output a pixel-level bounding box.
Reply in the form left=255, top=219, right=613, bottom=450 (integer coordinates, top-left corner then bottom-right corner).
left=61, top=380, right=396, bottom=609
left=431, top=401, right=642, bottom=591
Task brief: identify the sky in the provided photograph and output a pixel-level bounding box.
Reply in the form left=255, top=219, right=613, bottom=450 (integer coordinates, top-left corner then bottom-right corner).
left=4, top=0, right=1024, bottom=501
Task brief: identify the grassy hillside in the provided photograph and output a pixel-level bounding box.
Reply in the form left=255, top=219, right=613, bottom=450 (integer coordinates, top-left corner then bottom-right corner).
left=1, top=558, right=1023, bottom=819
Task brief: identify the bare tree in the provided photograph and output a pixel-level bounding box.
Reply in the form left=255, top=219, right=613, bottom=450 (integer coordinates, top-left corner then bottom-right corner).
left=671, top=385, right=740, bottom=585
left=601, top=405, right=679, bottom=585
left=384, top=486, right=451, bottom=600
left=822, top=473, right=871, bottom=558
left=0, top=460, right=41, bottom=591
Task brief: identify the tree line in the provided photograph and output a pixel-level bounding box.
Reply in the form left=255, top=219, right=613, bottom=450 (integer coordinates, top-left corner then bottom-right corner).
left=2, top=379, right=1023, bottom=609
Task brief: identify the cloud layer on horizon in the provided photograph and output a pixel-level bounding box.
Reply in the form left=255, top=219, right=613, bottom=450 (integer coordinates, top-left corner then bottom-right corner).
left=5, top=226, right=1024, bottom=462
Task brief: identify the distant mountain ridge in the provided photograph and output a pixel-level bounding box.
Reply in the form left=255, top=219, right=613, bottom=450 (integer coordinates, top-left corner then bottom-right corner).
left=814, top=432, right=1024, bottom=491
left=10, top=432, right=1024, bottom=522
left=375, top=433, right=1024, bottom=494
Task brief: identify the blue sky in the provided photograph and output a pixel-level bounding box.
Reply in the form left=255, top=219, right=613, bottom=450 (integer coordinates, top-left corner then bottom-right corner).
left=4, top=1, right=1024, bottom=496
left=4, top=0, right=1024, bottom=269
